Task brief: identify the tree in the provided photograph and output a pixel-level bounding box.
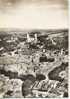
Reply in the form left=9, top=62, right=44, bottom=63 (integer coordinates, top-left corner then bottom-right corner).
left=21, top=74, right=36, bottom=98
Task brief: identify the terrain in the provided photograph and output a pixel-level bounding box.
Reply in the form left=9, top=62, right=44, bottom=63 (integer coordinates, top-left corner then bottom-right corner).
left=0, top=29, right=68, bottom=98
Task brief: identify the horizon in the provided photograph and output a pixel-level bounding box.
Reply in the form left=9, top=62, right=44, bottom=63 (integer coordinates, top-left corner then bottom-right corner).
left=0, top=27, right=68, bottom=31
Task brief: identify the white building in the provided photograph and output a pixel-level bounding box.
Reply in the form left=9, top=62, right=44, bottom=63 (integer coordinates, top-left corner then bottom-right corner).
left=27, top=33, right=37, bottom=43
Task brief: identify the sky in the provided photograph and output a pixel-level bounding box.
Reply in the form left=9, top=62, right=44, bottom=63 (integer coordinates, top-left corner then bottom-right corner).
left=0, top=0, right=68, bottom=29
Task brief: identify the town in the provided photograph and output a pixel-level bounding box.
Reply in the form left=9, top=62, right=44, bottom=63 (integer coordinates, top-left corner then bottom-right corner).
left=0, top=29, right=68, bottom=98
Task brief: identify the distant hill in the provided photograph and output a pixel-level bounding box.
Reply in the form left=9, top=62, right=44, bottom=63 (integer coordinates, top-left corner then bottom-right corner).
left=0, top=28, right=68, bottom=39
